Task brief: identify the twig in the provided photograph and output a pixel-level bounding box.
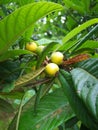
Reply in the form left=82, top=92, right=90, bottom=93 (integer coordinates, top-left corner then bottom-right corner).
left=26, top=78, right=51, bottom=88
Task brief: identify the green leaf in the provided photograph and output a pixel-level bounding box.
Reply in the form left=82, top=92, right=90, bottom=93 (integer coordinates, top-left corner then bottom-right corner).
left=18, top=88, right=74, bottom=130
left=71, top=24, right=98, bottom=53
left=75, top=58, right=98, bottom=78
left=15, top=67, right=45, bottom=88
left=0, top=60, right=21, bottom=82
left=0, top=49, right=33, bottom=62
left=58, top=69, right=98, bottom=130
left=36, top=38, right=53, bottom=45
left=71, top=68, right=98, bottom=120
left=0, top=2, right=63, bottom=55
left=36, top=42, right=58, bottom=68
left=59, top=40, right=98, bottom=52
left=78, top=40, right=98, bottom=50
left=0, top=98, right=14, bottom=113
left=61, top=18, right=98, bottom=47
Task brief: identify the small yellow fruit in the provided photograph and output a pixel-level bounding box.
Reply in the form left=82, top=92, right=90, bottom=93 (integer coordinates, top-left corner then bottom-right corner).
left=51, top=52, right=64, bottom=65
left=36, top=45, right=45, bottom=54
left=26, top=42, right=37, bottom=52
left=45, top=63, right=59, bottom=76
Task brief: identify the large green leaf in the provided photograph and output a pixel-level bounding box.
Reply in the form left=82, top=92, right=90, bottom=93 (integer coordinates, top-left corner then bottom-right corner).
left=58, top=69, right=98, bottom=130
left=0, top=2, right=63, bottom=55
left=71, top=68, right=98, bottom=120
left=0, top=49, right=33, bottom=62
left=16, top=88, right=75, bottom=130
left=56, top=19, right=98, bottom=51
left=75, top=58, right=98, bottom=78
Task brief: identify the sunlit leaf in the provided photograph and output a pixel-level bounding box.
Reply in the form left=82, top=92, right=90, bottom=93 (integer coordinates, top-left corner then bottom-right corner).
left=0, top=2, right=63, bottom=55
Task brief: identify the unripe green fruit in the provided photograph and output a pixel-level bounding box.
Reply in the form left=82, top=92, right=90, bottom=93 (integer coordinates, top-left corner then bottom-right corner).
left=26, top=42, right=37, bottom=52
left=50, top=52, right=64, bottom=65
left=36, top=45, right=45, bottom=54
left=45, top=63, right=59, bottom=76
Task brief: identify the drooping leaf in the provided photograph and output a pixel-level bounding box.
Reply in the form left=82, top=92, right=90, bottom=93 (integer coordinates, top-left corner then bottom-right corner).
left=0, top=49, right=33, bottom=62
left=15, top=67, right=45, bottom=88
left=71, top=68, right=98, bottom=120
left=0, top=2, right=63, bottom=55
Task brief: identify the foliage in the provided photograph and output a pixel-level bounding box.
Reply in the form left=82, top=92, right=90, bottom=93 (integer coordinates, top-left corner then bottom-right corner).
left=0, top=0, right=98, bottom=130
